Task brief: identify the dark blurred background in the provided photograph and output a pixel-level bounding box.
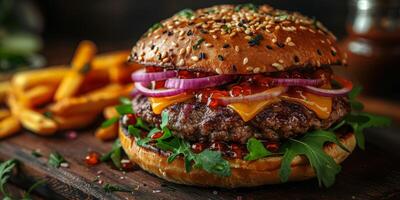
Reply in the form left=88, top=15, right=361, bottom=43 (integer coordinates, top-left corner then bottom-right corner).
left=1, top=0, right=400, bottom=100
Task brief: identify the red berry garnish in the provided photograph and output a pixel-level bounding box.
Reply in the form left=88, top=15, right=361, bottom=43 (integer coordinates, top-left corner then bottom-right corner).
left=151, top=132, right=163, bottom=139
left=85, top=151, right=100, bottom=166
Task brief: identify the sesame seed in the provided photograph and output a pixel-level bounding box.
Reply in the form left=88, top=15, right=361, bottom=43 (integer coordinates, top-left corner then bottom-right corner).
left=154, top=35, right=161, bottom=39
left=243, top=57, right=249, bottom=65
left=245, top=36, right=252, bottom=40
left=205, top=43, right=214, bottom=47
left=287, top=42, right=295, bottom=46
left=161, top=52, right=167, bottom=59
left=246, top=66, right=253, bottom=71
left=172, top=42, right=178, bottom=47
left=162, top=57, right=170, bottom=62
left=177, top=59, right=185, bottom=66
left=212, top=35, right=218, bottom=39
left=253, top=67, right=261, bottom=73
left=278, top=59, right=284, bottom=64
left=272, top=38, right=277, bottom=43
left=179, top=48, right=186, bottom=55
left=186, top=46, right=191, bottom=54
left=234, top=45, right=240, bottom=52
left=216, top=68, right=223, bottom=74
left=285, top=37, right=292, bottom=43
left=191, top=55, right=199, bottom=61
left=272, top=63, right=284, bottom=70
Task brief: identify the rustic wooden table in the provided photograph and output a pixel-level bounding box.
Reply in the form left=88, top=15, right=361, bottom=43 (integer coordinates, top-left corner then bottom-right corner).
left=0, top=125, right=399, bottom=200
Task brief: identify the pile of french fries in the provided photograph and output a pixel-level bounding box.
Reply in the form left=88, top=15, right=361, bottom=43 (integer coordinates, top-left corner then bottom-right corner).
left=0, top=40, right=140, bottom=140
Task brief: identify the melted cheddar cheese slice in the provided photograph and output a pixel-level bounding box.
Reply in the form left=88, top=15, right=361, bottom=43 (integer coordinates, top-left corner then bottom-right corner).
left=281, top=91, right=332, bottom=119
left=228, top=98, right=280, bottom=122
left=148, top=93, right=193, bottom=114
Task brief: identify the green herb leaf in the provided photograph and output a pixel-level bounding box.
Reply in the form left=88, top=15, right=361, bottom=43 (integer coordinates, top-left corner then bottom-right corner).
left=31, top=150, right=42, bottom=158
left=103, top=183, right=132, bottom=193
left=160, top=111, right=169, bottom=129
left=128, top=125, right=141, bottom=138
left=135, top=117, right=150, bottom=131
left=100, top=139, right=121, bottom=162
left=48, top=152, right=66, bottom=168
left=244, top=138, right=272, bottom=161
left=248, top=34, right=263, bottom=46
left=279, top=130, right=343, bottom=187
left=235, top=3, right=258, bottom=12
left=101, top=117, right=118, bottom=128
left=22, top=179, right=46, bottom=200
left=194, top=150, right=231, bottom=177
left=0, top=159, right=17, bottom=199
left=115, top=104, right=133, bottom=115
left=110, top=147, right=122, bottom=170
left=346, top=113, right=391, bottom=149
left=146, top=22, right=163, bottom=36
left=119, top=97, right=131, bottom=105
left=348, top=86, right=364, bottom=111
left=177, top=8, right=195, bottom=19
left=136, top=137, right=151, bottom=146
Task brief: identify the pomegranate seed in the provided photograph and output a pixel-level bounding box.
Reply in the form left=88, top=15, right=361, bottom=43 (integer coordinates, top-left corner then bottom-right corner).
left=121, top=159, right=135, bottom=171
left=154, top=80, right=165, bottom=89
left=265, top=142, right=280, bottom=152
left=230, top=86, right=242, bottom=97
left=242, top=85, right=252, bottom=95
left=210, top=142, right=227, bottom=152
left=230, top=144, right=243, bottom=158
left=207, top=98, right=219, bottom=108
left=192, top=142, right=206, bottom=153
left=85, top=152, right=100, bottom=166
left=122, top=114, right=136, bottom=126
left=151, top=132, right=163, bottom=139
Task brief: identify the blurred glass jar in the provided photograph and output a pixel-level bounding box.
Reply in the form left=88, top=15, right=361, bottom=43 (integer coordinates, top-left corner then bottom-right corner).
left=341, top=0, right=400, bottom=99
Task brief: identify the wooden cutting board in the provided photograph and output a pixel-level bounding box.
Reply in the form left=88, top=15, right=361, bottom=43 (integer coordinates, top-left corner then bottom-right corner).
left=0, top=126, right=399, bottom=200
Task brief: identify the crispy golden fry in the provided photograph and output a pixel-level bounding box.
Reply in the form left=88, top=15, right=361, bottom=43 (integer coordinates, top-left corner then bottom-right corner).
left=53, top=113, right=98, bottom=130
left=109, top=63, right=142, bottom=84
left=50, top=84, right=133, bottom=116
left=0, top=116, right=21, bottom=139
left=17, top=85, right=57, bottom=108
left=8, top=95, right=58, bottom=135
left=95, top=122, right=118, bottom=141
left=0, top=82, right=10, bottom=103
left=103, top=105, right=118, bottom=119
left=55, top=41, right=97, bottom=101
left=11, top=66, right=68, bottom=91
left=91, top=50, right=130, bottom=70
left=78, top=68, right=110, bottom=94
left=0, top=109, right=11, bottom=120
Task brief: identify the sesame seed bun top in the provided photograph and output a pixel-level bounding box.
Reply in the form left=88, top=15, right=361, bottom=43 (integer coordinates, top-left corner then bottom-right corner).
left=129, top=4, right=347, bottom=74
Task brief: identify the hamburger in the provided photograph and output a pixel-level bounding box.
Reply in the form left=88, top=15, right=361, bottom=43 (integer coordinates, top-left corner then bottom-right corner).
left=117, top=4, right=389, bottom=188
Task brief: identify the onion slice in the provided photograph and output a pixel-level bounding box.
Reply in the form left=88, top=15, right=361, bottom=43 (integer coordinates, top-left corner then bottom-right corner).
left=271, top=78, right=323, bottom=86
left=216, top=86, right=288, bottom=105
left=165, top=75, right=236, bottom=90
left=131, top=69, right=177, bottom=82
left=303, top=76, right=353, bottom=97
left=134, top=82, right=185, bottom=97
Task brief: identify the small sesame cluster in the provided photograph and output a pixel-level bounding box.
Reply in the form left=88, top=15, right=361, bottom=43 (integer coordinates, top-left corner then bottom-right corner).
left=130, top=4, right=344, bottom=74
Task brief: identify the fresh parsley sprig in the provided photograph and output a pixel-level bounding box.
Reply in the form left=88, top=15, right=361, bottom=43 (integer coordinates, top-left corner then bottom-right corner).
left=0, top=159, right=17, bottom=199
left=103, top=183, right=132, bottom=193
left=48, top=152, right=66, bottom=168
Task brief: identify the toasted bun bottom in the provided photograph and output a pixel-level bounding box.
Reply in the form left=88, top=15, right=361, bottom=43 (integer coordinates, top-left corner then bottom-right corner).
left=119, top=128, right=356, bottom=188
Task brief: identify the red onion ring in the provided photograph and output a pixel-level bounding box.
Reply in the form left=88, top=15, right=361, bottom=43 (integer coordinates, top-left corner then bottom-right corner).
left=165, top=75, right=236, bottom=90
left=216, top=86, right=288, bottom=105
left=134, top=82, right=185, bottom=97
left=271, top=78, right=323, bottom=86
left=303, top=76, right=353, bottom=97
left=131, top=69, right=177, bottom=82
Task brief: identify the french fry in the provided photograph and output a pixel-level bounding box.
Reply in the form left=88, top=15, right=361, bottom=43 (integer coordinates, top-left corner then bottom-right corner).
left=11, top=66, right=68, bottom=91
left=50, top=84, right=133, bottom=116
left=17, top=85, right=57, bottom=108
left=53, top=113, right=98, bottom=130
left=0, top=81, right=10, bottom=103
left=78, top=68, right=110, bottom=94
left=0, top=109, right=11, bottom=120
left=54, top=41, right=97, bottom=101
left=91, top=50, right=130, bottom=70
left=95, top=123, right=118, bottom=141
left=103, top=105, right=118, bottom=119
left=109, top=63, right=141, bottom=84
left=8, top=95, right=58, bottom=135
left=0, top=116, right=21, bottom=139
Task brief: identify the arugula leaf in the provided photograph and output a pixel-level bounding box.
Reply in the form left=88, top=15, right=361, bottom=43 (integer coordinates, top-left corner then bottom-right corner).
left=48, top=152, right=66, bottom=168
left=346, top=113, right=391, bottom=150
left=115, top=104, right=133, bottom=115
left=100, top=117, right=118, bottom=128
left=244, top=138, right=272, bottom=161
left=348, top=86, right=364, bottom=111
left=160, top=111, right=169, bottom=129
left=119, top=97, right=131, bottom=105
left=103, top=183, right=132, bottom=193
left=101, top=139, right=122, bottom=162
left=194, top=150, right=231, bottom=177
left=128, top=125, right=141, bottom=138
left=0, top=159, right=17, bottom=199
left=110, top=147, right=122, bottom=170
left=31, top=150, right=42, bottom=158
left=22, top=179, right=46, bottom=200
left=135, top=118, right=150, bottom=131
left=279, top=130, right=344, bottom=187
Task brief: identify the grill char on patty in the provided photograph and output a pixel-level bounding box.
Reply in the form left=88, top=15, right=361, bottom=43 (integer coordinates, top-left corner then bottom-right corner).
left=132, top=95, right=350, bottom=144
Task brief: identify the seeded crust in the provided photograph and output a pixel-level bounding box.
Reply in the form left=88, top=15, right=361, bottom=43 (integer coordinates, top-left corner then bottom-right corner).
left=130, top=4, right=346, bottom=74
left=119, top=128, right=356, bottom=188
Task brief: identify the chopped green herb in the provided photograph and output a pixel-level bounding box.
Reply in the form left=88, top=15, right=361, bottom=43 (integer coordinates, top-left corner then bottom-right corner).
left=160, top=111, right=169, bottom=129
left=79, top=63, right=91, bottom=74
left=194, top=150, right=231, bottom=177
left=119, top=97, right=132, bottom=105
left=135, top=117, right=150, bottom=131
left=0, top=159, right=17, bottom=199
left=248, top=34, right=263, bottom=46
left=235, top=3, right=258, bottom=12
left=276, top=13, right=289, bottom=21
left=115, top=104, right=133, bottom=115
left=128, top=125, right=141, bottom=138
left=101, top=139, right=122, bottom=162
left=244, top=138, right=272, bottom=161
left=192, top=38, right=205, bottom=50
left=100, top=117, right=118, bottom=128
left=48, top=152, right=66, bottom=168
left=221, top=25, right=232, bottom=33
left=177, top=8, right=195, bottom=19
left=103, top=183, right=132, bottom=193
left=31, top=150, right=42, bottom=158
left=146, top=22, right=163, bottom=36
left=22, top=179, right=46, bottom=200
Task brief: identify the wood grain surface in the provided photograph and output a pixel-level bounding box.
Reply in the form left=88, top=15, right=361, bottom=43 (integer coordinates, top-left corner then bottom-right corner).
left=0, top=126, right=399, bottom=200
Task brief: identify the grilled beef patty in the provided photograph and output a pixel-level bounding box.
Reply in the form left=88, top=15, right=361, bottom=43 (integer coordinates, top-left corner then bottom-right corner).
left=133, top=95, right=350, bottom=144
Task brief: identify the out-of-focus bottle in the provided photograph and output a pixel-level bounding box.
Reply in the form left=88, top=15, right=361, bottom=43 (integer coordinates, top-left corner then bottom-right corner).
left=340, top=0, right=400, bottom=99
